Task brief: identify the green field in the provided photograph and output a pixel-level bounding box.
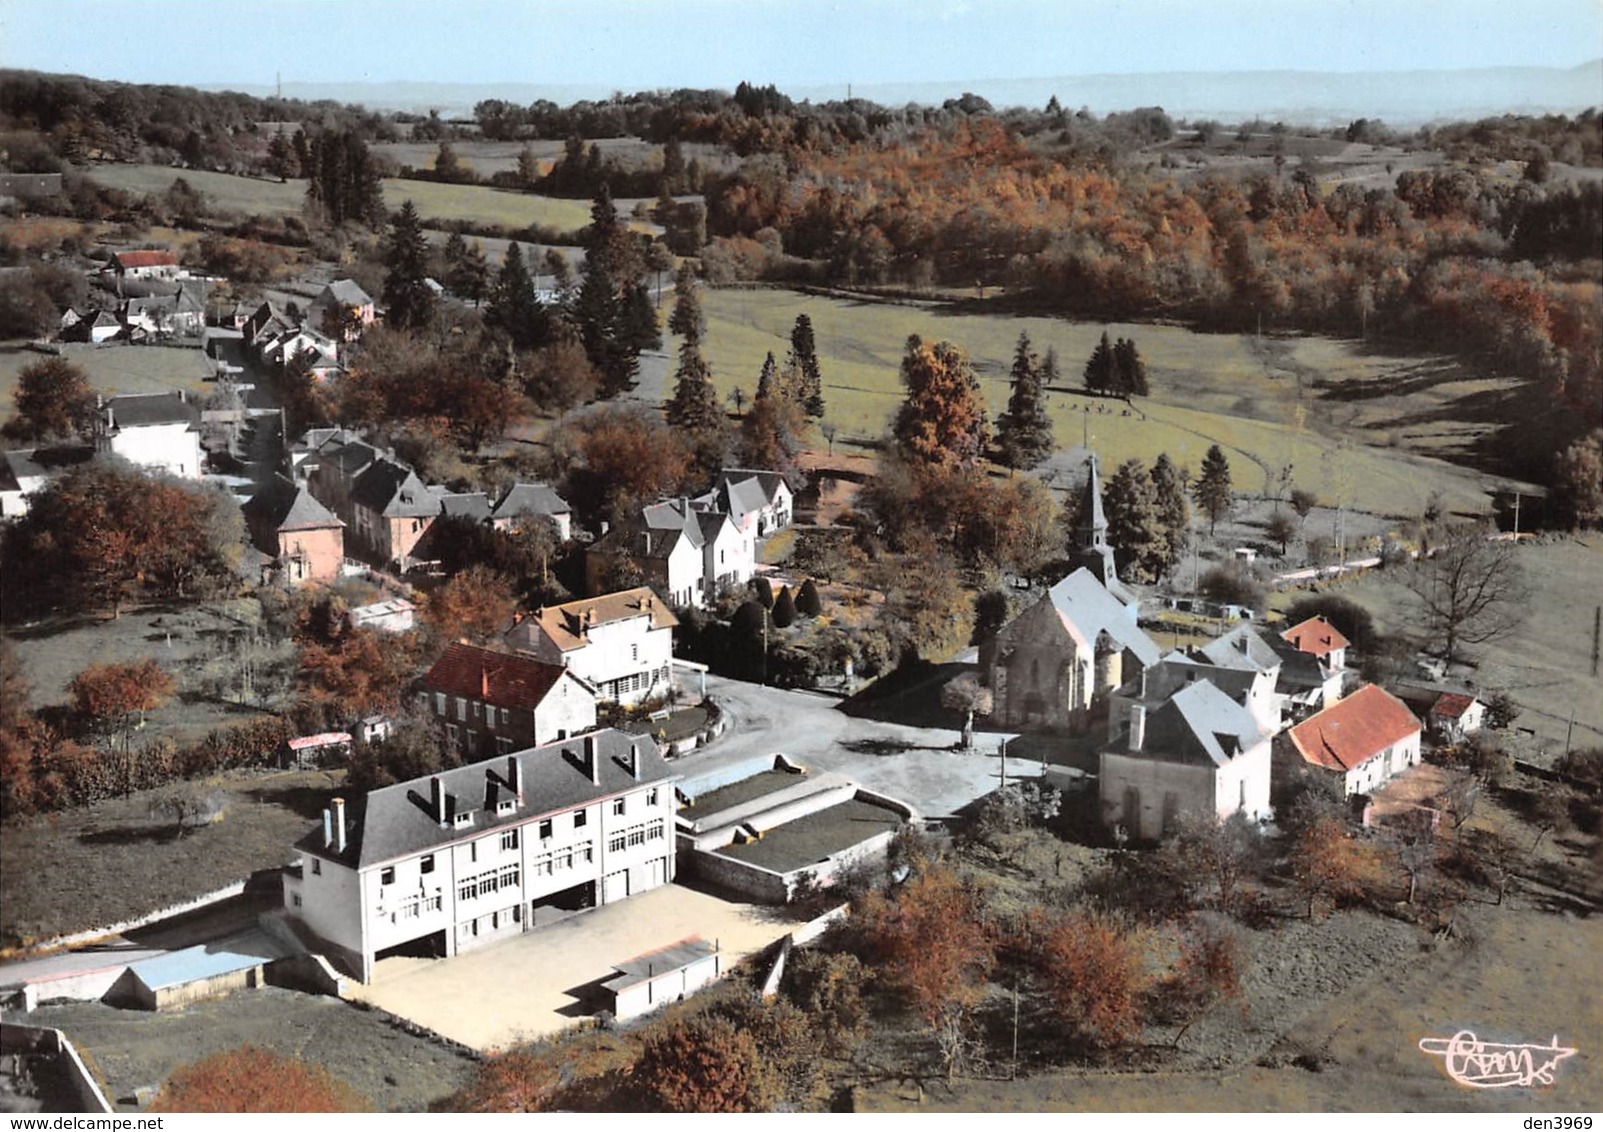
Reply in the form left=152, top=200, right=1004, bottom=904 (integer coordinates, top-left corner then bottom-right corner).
left=0, top=344, right=214, bottom=429
left=82, top=163, right=599, bottom=233
left=699, top=288, right=1523, bottom=518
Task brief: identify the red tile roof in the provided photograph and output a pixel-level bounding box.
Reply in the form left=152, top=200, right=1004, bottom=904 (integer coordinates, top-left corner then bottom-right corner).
left=1281, top=615, right=1349, bottom=658
left=1432, top=692, right=1477, bottom=719
left=113, top=250, right=178, bottom=269
left=421, top=642, right=568, bottom=709
left=1288, top=684, right=1421, bottom=773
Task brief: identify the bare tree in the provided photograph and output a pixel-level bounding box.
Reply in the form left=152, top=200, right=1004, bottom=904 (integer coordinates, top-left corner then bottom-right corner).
left=941, top=672, right=993, bottom=751
left=1406, top=533, right=1527, bottom=664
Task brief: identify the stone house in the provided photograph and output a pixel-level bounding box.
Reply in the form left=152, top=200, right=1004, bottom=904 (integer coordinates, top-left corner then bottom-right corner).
left=419, top=641, right=598, bottom=755
left=97, top=392, right=203, bottom=480
left=1281, top=683, right=1423, bottom=799
left=505, top=588, right=678, bottom=707
left=241, top=474, right=345, bottom=586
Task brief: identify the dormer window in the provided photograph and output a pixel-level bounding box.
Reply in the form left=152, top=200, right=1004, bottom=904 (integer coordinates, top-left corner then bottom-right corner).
left=453, top=811, right=474, bottom=828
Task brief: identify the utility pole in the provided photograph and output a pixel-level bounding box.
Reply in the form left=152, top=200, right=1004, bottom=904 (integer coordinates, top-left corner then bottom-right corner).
left=1592, top=605, right=1600, bottom=678
left=1512, top=491, right=1521, bottom=540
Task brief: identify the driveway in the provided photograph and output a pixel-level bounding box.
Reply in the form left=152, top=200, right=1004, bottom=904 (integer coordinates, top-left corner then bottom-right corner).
left=348, top=883, right=804, bottom=1052
left=675, top=673, right=1049, bottom=819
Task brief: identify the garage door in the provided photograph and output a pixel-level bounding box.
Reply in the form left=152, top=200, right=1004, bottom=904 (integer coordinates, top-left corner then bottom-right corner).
left=603, top=869, right=630, bottom=903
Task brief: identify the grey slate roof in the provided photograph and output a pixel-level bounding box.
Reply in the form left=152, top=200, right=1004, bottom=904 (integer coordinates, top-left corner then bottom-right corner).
left=492, top=482, right=570, bottom=521
left=320, top=279, right=372, bottom=307
left=1047, top=568, right=1160, bottom=667
left=296, top=729, right=677, bottom=869
left=103, top=392, right=199, bottom=430
left=438, top=491, right=492, bottom=521
left=1118, top=655, right=1261, bottom=707
left=242, top=474, right=343, bottom=532
left=1199, top=625, right=1283, bottom=674
left=4, top=445, right=96, bottom=483
left=1142, top=679, right=1265, bottom=767
left=643, top=498, right=706, bottom=550
left=603, top=939, right=717, bottom=992
left=350, top=459, right=437, bottom=517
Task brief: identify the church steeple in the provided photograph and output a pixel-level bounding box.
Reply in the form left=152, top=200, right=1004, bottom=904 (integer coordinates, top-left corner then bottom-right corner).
left=1076, top=454, right=1109, bottom=554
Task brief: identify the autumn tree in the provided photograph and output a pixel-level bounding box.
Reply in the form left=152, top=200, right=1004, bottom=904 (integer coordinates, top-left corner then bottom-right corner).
left=1193, top=444, right=1233, bottom=535
left=1286, top=793, right=1379, bottom=919
left=788, top=313, right=825, bottom=418
left=382, top=200, right=437, bottom=330
left=1159, top=811, right=1263, bottom=917
left=151, top=1045, right=369, bottom=1113
left=860, top=861, right=995, bottom=1080
left=425, top=564, right=518, bottom=645
left=737, top=383, right=805, bottom=480
left=892, top=336, right=990, bottom=470
left=4, top=356, right=97, bottom=442
left=451, top=1046, right=564, bottom=1112
left=1033, top=909, right=1149, bottom=1049
left=69, top=659, right=175, bottom=752
left=996, top=332, right=1055, bottom=470
left=558, top=403, right=694, bottom=530
left=940, top=671, right=993, bottom=750
left=1552, top=429, right=1603, bottom=530
left=632, top=1014, right=767, bottom=1113
left=1103, top=457, right=1169, bottom=582
left=1405, top=532, right=1527, bottom=663
left=1162, top=912, right=1246, bottom=1046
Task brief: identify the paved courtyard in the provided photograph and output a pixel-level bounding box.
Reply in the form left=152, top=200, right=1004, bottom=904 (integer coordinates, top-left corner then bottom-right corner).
left=347, top=883, right=805, bottom=1052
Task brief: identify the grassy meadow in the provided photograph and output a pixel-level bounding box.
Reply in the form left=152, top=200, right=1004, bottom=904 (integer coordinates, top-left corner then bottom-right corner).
left=0, top=344, right=214, bottom=429
left=698, top=288, right=1523, bottom=519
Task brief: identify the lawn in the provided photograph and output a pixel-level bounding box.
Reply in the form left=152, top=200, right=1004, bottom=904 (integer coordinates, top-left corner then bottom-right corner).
left=81, top=163, right=602, bottom=234
left=0, top=343, right=214, bottom=429
left=0, top=767, right=336, bottom=946
left=1283, top=535, right=1603, bottom=753
left=699, top=288, right=1524, bottom=519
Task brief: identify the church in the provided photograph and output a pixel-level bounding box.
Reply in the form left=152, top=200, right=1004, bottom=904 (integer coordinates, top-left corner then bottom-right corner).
left=980, top=456, right=1161, bottom=734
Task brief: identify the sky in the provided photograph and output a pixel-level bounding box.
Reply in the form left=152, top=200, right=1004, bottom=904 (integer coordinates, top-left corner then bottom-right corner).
left=1, top=0, right=1600, bottom=91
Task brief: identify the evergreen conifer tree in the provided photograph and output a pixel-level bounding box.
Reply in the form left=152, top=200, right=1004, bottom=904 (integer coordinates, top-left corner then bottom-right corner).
left=997, top=331, right=1056, bottom=470
left=1104, top=458, right=1169, bottom=582
left=488, top=242, right=542, bottom=349
left=1114, top=337, right=1149, bottom=396
left=382, top=200, right=437, bottom=331
left=666, top=340, right=722, bottom=433
left=668, top=262, right=706, bottom=347
left=788, top=314, right=825, bottom=418
left=1149, top=453, right=1190, bottom=570
left=1194, top=444, right=1234, bottom=536
left=1084, top=331, right=1115, bottom=394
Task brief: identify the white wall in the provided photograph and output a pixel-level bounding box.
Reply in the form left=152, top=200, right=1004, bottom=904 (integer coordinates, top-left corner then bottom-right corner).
left=1098, top=753, right=1216, bottom=840
left=532, top=672, right=598, bottom=745
left=107, top=423, right=201, bottom=479
left=1212, top=738, right=1273, bottom=822
left=566, top=618, right=674, bottom=706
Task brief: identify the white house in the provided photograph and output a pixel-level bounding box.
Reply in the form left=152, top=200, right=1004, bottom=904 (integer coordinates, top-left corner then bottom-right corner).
left=505, top=588, right=678, bottom=707
left=307, top=279, right=376, bottom=340
left=1429, top=692, right=1486, bottom=743
left=284, top=729, right=679, bottom=982
left=696, top=469, right=794, bottom=539
left=1100, top=678, right=1273, bottom=839
left=0, top=446, right=96, bottom=518
left=588, top=499, right=754, bottom=610
left=1276, top=615, right=1349, bottom=715
left=97, top=392, right=203, bottom=480
left=491, top=482, right=573, bottom=542
left=419, top=641, right=597, bottom=754
left=1284, top=683, right=1423, bottom=798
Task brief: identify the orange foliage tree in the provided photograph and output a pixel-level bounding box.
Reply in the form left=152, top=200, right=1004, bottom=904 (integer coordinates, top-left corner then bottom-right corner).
left=150, top=1045, right=369, bottom=1112
left=1032, top=909, right=1150, bottom=1050
left=631, top=1014, right=766, bottom=1113
left=68, top=659, right=175, bottom=751
left=1288, top=796, right=1382, bottom=919
left=424, top=564, right=518, bottom=645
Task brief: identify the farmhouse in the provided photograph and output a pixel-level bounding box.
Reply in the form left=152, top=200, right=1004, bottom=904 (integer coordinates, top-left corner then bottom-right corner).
left=1100, top=677, right=1273, bottom=840
left=107, top=249, right=180, bottom=284
left=240, top=474, right=346, bottom=586
left=589, top=497, right=754, bottom=610
left=419, top=641, right=598, bottom=754
left=694, top=468, right=794, bottom=539
left=283, top=729, right=679, bottom=982
left=504, top=588, right=677, bottom=707
left=307, top=279, right=375, bottom=339
left=0, top=445, right=95, bottom=518
left=491, top=482, right=573, bottom=541
left=1274, top=615, right=1349, bottom=716
left=97, top=392, right=203, bottom=480
left=1281, top=683, right=1423, bottom=799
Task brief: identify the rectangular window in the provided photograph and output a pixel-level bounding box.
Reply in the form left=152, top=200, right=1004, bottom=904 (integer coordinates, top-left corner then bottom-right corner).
left=312, top=859, right=321, bottom=875
left=496, top=736, right=513, bottom=755
left=473, top=701, right=482, bottom=720
left=647, top=787, right=659, bottom=807
left=574, top=809, right=587, bottom=829
left=539, top=819, right=553, bottom=840
left=381, top=866, right=395, bottom=885
left=501, top=829, right=519, bottom=851
left=434, top=692, right=446, bottom=714
left=500, top=707, right=511, bottom=727
left=421, top=854, right=435, bottom=874
left=454, top=810, right=473, bottom=828
left=292, top=893, right=302, bottom=908
left=457, top=697, right=468, bottom=722
left=496, top=798, right=515, bottom=815
left=627, top=826, right=646, bottom=847
left=446, top=722, right=459, bottom=746
left=608, top=834, right=626, bottom=853
left=612, top=798, right=625, bottom=817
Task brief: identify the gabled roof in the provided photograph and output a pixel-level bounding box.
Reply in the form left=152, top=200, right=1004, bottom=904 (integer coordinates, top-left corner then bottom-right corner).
left=717, top=468, right=789, bottom=504
left=242, top=474, right=344, bottom=532
left=103, top=392, right=199, bottom=430
left=1119, top=654, right=1263, bottom=708
left=699, top=475, right=770, bottom=523
left=111, top=249, right=177, bottom=270
left=642, top=499, right=706, bottom=551
left=4, top=445, right=96, bottom=484
left=350, top=459, right=437, bottom=517
left=296, top=729, right=677, bottom=869
left=1047, top=568, right=1161, bottom=667
left=1199, top=625, right=1283, bottom=674
left=492, top=482, right=571, bottom=521
left=1432, top=692, right=1479, bottom=719
left=1140, top=679, right=1266, bottom=768
left=515, top=587, right=678, bottom=653
left=1288, top=684, right=1421, bottom=773
left=421, top=642, right=576, bottom=710
left=318, top=279, right=373, bottom=307
left=1281, top=616, right=1349, bottom=658
left=438, top=491, right=492, bottom=521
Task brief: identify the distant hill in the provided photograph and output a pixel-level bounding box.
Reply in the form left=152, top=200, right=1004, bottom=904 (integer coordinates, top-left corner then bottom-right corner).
left=208, top=61, right=1603, bottom=126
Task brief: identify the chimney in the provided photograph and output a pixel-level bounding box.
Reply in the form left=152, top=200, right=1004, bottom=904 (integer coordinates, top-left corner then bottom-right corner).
left=1128, top=704, right=1147, bottom=752
left=431, top=775, right=447, bottom=825
left=629, top=742, right=641, bottom=780
left=322, top=807, right=333, bottom=849
left=1236, top=633, right=1249, bottom=653
left=584, top=734, right=601, bottom=785
left=481, top=663, right=490, bottom=700
left=332, top=797, right=347, bottom=854
left=508, top=756, right=523, bottom=804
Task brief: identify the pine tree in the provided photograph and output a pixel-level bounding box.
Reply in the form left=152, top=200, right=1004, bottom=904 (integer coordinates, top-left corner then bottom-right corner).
left=755, top=352, right=780, bottom=404
left=893, top=336, right=990, bottom=469
left=577, top=184, right=626, bottom=390
left=1084, top=331, right=1115, bottom=395
left=488, top=242, right=541, bottom=349
left=668, top=262, right=705, bottom=347
left=1114, top=337, right=1149, bottom=397
left=997, top=331, right=1055, bottom=470
left=666, top=340, right=723, bottom=433
left=788, top=314, right=825, bottom=418
left=1103, top=458, right=1168, bottom=583
left=1194, top=444, right=1234, bottom=536
left=443, top=231, right=488, bottom=306
left=1149, top=453, right=1190, bottom=569
left=382, top=200, right=436, bottom=331
left=618, top=283, right=661, bottom=356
